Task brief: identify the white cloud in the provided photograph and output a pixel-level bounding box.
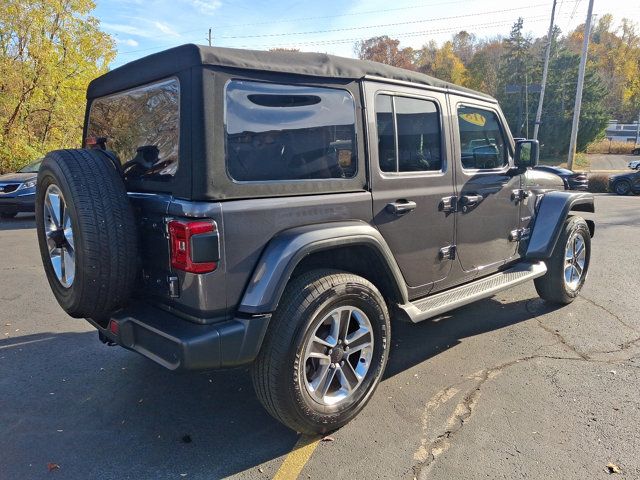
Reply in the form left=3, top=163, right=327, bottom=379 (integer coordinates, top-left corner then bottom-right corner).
left=103, top=22, right=150, bottom=38
left=153, top=21, right=181, bottom=37
left=104, top=20, right=181, bottom=39
left=190, top=0, right=222, bottom=15
left=116, top=38, right=140, bottom=47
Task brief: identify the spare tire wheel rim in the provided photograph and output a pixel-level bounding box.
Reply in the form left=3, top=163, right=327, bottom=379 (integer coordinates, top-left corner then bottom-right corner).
left=564, top=230, right=586, bottom=292
left=43, top=184, right=75, bottom=288
left=302, top=306, right=374, bottom=406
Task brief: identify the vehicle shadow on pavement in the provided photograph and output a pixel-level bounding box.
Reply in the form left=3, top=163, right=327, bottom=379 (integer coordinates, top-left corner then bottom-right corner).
left=0, top=214, right=35, bottom=231
left=1, top=296, right=560, bottom=479
left=0, top=331, right=297, bottom=479
left=385, top=296, right=562, bottom=379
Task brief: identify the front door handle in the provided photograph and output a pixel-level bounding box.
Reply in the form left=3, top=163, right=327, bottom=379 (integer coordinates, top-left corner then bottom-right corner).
left=386, top=200, right=417, bottom=216
left=459, top=194, right=484, bottom=212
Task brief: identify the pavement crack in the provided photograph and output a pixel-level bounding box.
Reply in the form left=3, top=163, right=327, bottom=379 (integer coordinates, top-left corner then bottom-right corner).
left=410, top=349, right=630, bottom=479
left=533, top=316, right=590, bottom=361
left=578, top=295, right=639, bottom=333
left=412, top=355, right=542, bottom=479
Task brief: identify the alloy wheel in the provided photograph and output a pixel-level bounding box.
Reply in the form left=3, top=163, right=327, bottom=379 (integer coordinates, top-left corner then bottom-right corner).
left=564, top=231, right=586, bottom=291
left=43, top=184, right=75, bottom=288
left=302, top=306, right=374, bottom=406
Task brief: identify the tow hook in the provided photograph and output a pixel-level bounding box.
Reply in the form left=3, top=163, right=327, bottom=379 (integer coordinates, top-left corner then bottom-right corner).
left=98, top=331, right=117, bottom=346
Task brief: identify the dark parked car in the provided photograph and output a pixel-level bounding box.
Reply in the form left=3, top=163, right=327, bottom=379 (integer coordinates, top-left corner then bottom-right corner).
left=534, top=165, right=588, bottom=190
left=0, top=159, right=41, bottom=218
left=34, top=45, right=594, bottom=434
left=610, top=170, right=640, bottom=195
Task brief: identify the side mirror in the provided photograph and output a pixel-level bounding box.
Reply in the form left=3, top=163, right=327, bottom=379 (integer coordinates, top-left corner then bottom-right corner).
left=514, top=139, right=539, bottom=170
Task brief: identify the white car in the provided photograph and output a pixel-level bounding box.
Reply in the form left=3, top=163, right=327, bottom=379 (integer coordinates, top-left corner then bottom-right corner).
left=629, top=160, right=640, bottom=170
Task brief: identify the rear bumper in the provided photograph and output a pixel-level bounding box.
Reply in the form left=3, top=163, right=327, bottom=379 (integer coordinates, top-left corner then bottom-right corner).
left=93, top=303, right=270, bottom=370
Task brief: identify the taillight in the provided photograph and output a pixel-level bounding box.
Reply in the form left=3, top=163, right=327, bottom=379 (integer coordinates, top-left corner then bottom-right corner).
left=168, top=220, right=218, bottom=273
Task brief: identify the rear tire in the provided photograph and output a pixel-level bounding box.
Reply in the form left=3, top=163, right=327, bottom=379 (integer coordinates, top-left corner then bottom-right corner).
left=35, top=149, right=138, bottom=319
left=252, top=270, right=390, bottom=434
left=534, top=216, right=590, bottom=305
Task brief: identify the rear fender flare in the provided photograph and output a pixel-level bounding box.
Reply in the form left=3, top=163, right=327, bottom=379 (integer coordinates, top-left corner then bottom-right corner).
left=238, top=221, right=408, bottom=314
left=526, top=191, right=595, bottom=260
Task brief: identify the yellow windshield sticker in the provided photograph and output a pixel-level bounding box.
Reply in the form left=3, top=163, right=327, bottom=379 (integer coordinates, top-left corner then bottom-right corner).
left=460, top=113, right=486, bottom=127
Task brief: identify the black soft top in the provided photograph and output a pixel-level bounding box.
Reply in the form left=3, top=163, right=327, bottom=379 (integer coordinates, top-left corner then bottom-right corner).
left=87, top=43, right=494, bottom=101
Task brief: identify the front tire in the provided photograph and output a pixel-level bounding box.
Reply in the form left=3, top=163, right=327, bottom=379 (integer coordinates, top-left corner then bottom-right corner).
left=252, top=270, right=390, bottom=434
left=534, top=216, right=590, bottom=305
left=613, top=180, right=631, bottom=196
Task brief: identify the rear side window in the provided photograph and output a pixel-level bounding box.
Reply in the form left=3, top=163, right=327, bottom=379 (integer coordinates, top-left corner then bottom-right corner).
left=225, top=81, right=357, bottom=182
left=375, top=94, right=443, bottom=173
left=87, top=78, right=180, bottom=180
left=457, top=106, right=508, bottom=170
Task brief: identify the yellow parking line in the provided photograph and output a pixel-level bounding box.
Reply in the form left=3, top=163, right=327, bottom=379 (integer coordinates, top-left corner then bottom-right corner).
left=273, top=435, right=321, bottom=480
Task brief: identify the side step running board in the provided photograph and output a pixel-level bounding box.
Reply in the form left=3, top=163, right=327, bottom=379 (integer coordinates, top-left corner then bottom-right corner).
left=398, top=261, right=547, bottom=323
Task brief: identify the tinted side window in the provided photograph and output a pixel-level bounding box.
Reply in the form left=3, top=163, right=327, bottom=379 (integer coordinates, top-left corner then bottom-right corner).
left=376, top=95, right=396, bottom=172
left=457, top=106, right=508, bottom=170
left=225, top=81, right=357, bottom=182
left=395, top=97, right=442, bottom=172
left=87, top=78, right=180, bottom=180
left=375, top=94, right=442, bottom=173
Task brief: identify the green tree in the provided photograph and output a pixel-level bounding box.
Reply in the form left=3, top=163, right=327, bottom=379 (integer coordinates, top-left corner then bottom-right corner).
left=537, top=39, right=609, bottom=156
left=0, top=0, right=115, bottom=172
left=466, top=39, right=504, bottom=96
left=588, top=15, right=640, bottom=122
left=497, top=18, right=536, bottom=138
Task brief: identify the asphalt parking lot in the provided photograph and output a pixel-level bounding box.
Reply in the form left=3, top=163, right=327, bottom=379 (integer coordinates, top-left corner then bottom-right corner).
left=588, top=153, right=636, bottom=171
left=1, top=194, right=639, bottom=480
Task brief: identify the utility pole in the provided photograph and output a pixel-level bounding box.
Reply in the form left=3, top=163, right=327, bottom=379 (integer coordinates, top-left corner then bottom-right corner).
left=533, top=0, right=557, bottom=141
left=636, top=110, right=640, bottom=146
left=208, top=28, right=212, bottom=46
left=567, top=0, right=595, bottom=169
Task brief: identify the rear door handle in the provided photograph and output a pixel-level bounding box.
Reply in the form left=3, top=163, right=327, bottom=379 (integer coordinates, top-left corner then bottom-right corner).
left=386, top=200, right=417, bottom=215
left=459, top=194, right=484, bottom=212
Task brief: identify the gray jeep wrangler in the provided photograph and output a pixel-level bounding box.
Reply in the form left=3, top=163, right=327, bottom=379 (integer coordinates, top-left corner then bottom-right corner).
left=36, top=45, right=594, bottom=434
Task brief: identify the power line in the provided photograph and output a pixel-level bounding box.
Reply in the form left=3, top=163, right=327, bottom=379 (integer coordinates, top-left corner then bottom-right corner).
left=212, top=0, right=478, bottom=30
left=114, top=4, right=635, bottom=60
left=227, top=15, right=565, bottom=50
left=108, top=0, right=480, bottom=44
left=217, top=3, right=568, bottom=39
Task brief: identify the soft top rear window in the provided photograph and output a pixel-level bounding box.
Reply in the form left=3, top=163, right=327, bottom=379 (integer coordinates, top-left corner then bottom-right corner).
left=87, top=78, right=180, bottom=180
left=225, top=80, right=357, bottom=182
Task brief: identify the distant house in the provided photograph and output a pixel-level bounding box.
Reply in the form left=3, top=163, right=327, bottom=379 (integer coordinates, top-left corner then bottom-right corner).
left=605, top=120, right=640, bottom=143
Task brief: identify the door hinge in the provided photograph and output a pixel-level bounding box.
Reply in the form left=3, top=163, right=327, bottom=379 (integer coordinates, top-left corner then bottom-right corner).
left=509, top=227, right=531, bottom=242
left=511, top=189, right=530, bottom=203
left=439, top=195, right=457, bottom=214
left=439, top=245, right=456, bottom=260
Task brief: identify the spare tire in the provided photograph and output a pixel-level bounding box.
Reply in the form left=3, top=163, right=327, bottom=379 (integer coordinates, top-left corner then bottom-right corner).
left=35, top=149, right=138, bottom=319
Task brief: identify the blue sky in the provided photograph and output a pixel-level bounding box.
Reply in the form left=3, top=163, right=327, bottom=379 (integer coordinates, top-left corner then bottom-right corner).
left=95, top=0, right=638, bottom=68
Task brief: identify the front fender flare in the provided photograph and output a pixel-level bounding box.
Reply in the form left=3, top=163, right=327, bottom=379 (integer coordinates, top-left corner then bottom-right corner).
left=238, top=221, right=408, bottom=314
left=526, top=191, right=595, bottom=260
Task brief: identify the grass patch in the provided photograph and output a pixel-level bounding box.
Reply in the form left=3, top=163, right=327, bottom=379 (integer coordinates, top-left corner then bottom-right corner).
left=587, top=139, right=637, bottom=154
